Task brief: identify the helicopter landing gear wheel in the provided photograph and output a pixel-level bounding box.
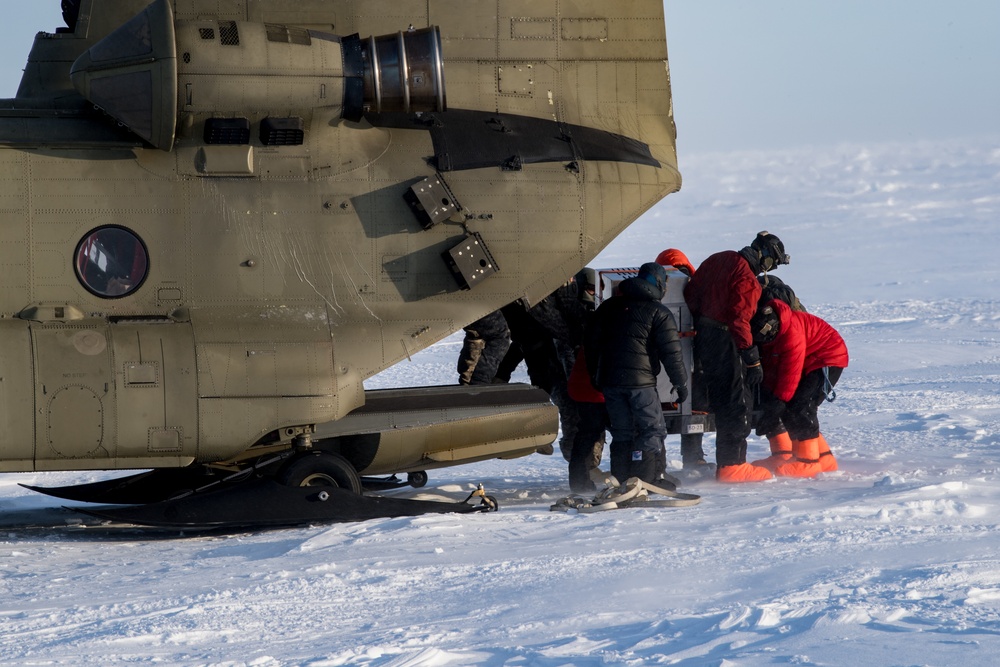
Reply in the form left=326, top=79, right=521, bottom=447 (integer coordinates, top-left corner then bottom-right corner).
left=276, top=452, right=362, bottom=494
left=407, top=471, right=428, bottom=488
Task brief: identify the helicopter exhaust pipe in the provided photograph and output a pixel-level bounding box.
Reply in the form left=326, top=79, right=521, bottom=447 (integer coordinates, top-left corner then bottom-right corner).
left=342, top=27, right=447, bottom=122
left=69, top=0, right=447, bottom=147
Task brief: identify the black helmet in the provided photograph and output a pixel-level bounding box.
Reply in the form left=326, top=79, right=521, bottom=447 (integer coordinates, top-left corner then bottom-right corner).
left=751, top=231, right=789, bottom=272
left=751, top=303, right=781, bottom=344
left=574, top=267, right=597, bottom=305
left=637, top=261, right=667, bottom=298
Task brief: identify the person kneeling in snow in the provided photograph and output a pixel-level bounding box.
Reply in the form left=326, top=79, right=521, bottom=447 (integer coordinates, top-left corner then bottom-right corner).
left=750, top=299, right=849, bottom=478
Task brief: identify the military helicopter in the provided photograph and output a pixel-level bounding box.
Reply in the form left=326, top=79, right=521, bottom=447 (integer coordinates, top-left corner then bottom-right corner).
left=0, top=0, right=681, bottom=527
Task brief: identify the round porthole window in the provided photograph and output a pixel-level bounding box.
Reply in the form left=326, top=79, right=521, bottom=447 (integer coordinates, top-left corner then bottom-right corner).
left=74, top=226, right=149, bottom=298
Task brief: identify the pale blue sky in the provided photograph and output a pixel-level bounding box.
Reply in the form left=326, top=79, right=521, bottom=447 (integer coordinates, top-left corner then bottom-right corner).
left=1, top=2, right=997, bottom=153
left=665, top=0, right=1000, bottom=151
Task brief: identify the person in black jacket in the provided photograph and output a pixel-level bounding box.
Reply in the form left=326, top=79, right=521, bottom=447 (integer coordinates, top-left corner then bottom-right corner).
left=586, top=262, right=688, bottom=484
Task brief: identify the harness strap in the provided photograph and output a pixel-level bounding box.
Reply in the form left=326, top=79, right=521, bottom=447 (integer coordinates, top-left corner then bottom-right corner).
left=822, top=366, right=837, bottom=402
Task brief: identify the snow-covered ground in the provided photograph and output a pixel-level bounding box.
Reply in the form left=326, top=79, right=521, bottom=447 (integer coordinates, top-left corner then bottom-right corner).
left=2, top=137, right=999, bottom=666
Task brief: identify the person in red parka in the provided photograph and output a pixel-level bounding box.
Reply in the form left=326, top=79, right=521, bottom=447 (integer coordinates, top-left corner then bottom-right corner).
left=750, top=299, right=849, bottom=477
left=684, top=231, right=789, bottom=483
left=750, top=274, right=807, bottom=469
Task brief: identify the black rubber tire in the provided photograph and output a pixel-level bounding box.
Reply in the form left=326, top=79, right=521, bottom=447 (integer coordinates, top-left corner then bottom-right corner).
left=407, top=471, right=428, bottom=488
left=276, top=452, right=362, bottom=494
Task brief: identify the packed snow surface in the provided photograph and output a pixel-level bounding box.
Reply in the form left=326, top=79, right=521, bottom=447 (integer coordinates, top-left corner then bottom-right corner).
left=2, top=138, right=999, bottom=666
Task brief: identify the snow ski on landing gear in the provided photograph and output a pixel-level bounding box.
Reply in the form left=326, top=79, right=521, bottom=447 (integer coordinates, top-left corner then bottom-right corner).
left=23, top=384, right=535, bottom=528
left=72, top=480, right=498, bottom=529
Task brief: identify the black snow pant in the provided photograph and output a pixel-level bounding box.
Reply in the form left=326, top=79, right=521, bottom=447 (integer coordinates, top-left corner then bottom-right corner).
left=603, top=386, right=666, bottom=484
left=694, top=323, right=752, bottom=468
left=568, top=401, right=608, bottom=493
left=783, top=367, right=843, bottom=441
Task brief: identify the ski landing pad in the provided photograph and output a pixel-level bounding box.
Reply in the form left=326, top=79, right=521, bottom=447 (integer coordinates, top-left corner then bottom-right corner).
left=56, top=479, right=495, bottom=529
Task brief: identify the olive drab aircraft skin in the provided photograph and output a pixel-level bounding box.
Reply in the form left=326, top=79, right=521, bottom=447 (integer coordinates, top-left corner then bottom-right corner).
left=0, top=0, right=680, bottom=517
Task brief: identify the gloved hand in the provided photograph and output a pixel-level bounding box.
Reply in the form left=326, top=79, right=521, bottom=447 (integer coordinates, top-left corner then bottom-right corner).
left=672, top=384, right=688, bottom=404
left=741, top=346, right=763, bottom=386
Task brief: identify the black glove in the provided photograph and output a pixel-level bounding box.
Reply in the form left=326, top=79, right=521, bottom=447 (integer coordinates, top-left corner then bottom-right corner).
left=741, top=346, right=763, bottom=386
left=672, top=384, right=689, bottom=404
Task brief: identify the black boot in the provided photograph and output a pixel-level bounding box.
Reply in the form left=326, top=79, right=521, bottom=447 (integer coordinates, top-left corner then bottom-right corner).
left=609, top=442, right=630, bottom=486
left=628, top=451, right=658, bottom=484
left=680, top=433, right=707, bottom=468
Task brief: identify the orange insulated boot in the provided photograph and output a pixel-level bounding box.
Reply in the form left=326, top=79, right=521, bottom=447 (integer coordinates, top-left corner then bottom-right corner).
left=751, top=432, right=793, bottom=472
left=817, top=433, right=838, bottom=473
left=775, top=437, right=824, bottom=478
left=717, top=462, right=774, bottom=483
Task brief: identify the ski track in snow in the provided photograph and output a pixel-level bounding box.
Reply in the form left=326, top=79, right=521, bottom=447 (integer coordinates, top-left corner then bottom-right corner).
left=3, top=138, right=1000, bottom=665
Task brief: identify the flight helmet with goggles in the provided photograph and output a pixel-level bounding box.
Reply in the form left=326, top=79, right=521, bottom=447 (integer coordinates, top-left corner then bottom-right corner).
left=751, top=231, right=789, bottom=272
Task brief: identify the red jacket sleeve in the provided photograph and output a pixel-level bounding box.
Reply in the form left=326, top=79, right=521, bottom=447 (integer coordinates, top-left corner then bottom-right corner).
left=728, top=264, right=761, bottom=350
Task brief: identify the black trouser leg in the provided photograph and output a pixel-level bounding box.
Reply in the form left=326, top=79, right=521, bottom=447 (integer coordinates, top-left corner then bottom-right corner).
left=568, top=403, right=607, bottom=492
left=695, top=326, right=751, bottom=468
left=784, top=367, right=842, bottom=441
left=680, top=433, right=706, bottom=465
